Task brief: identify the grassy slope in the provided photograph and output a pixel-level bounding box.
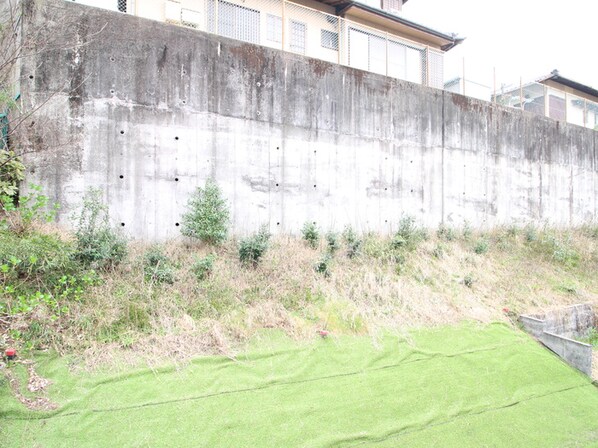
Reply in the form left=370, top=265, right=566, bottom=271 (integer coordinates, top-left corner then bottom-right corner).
left=2, top=323, right=598, bottom=447
left=19, top=225, right=595, bottom=370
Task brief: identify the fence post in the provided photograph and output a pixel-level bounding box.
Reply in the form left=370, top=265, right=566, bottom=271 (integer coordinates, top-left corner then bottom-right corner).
left=493, top=67, right=496, bottom=103
left=462, top=57, right=465, bottom=96
left=425, top=46, right=430, bottom=87
left=584, top=99, right=587, bottom=127
left=519, top=77, right=523, bottom=111
left=281, top=0, right=286, bottom=51
left=544, top=85, right=549, bottom=117
left=385, top=32, right=389, bottom=77
left=214, top=0, right=219, bottom=34
left=337, top=17, right=342, bottom=64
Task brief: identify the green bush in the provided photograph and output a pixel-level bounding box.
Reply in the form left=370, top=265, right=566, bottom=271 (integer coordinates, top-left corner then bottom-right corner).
left=432, top=244, right=445, bottom=259
left=0, top=231, right=76, bottom=281
left=1, top=184, right=58, bottom=235
left=0, top=230, right=99, bottom=317
left=239, top=225, right=271, bottom=266
left=192, top=254, right=215, bottom=281
left=143, top=246, right=176, bottom=284
left=74, top=188, right=127, bottom=269
left=0, top=150, right=24, bottom=197
left=473, top=239, right=489, bottom=255
left=301, top=222, right=320, bottom=249
left=390, top=216, right=426, bottom=252
left=314, top=253, right=332, bottom=277
left=463, top=274, right=474, bottom=288
left=524, top=225, right=537, bottom=243
left=325, top=232, right=339, bottom=254
left=181, top=179, right=229, bottom=245
left=342, top=225, right=361, bottom=259
left=437, top=224, right=455, bottom=241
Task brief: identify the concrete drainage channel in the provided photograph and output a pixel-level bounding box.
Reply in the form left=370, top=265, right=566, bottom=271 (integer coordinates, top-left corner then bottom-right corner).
left=519, top=303, right=596, bottom=378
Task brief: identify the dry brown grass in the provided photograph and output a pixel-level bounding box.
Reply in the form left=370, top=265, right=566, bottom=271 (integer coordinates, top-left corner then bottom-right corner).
left=5, top=224, right=598, bottom=371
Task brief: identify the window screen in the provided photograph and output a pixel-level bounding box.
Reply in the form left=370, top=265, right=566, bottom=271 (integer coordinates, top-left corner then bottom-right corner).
left=290, top=20, right=306, bottom=54
left=321, top=30, right=338, bottom=50
left=267, top=14, right=282, bottom=43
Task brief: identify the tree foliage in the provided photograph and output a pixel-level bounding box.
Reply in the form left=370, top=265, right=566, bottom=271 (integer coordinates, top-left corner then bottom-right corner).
left=181, top=179, right=230, bottom=245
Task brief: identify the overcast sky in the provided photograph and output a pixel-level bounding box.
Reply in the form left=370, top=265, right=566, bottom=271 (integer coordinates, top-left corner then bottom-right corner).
left=402, top=0, right=598, bottom=90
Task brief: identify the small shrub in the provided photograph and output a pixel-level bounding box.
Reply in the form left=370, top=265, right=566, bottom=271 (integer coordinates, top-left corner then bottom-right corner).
left=437, top=224, right=455, bottom=241
left=74, top=188, right=127, bottom=269
left=463, top=274, right=474, bottom=288
left=314, top=253, right=332, bottom=277
left=191, top=254, right=215, bottom=281
left=143, top=246, right=176, bottom=284
left=302, top=222, right=320, bottom=249
left=0, top=230, right=98, bottom=318
left=473, top=239, right=489, bottom=255
left=461, top=221, right=472, bottom=240
left=1, top=184, right=58, bottom=235
left=342, top=225, right=361, bottom=259
left=524, top=225, right=537, bottom=243
left=506, top=226, right=519, bottom=238
left=432, top=244, right=445, bottom=259
left=325, top=231, right=339, bottom=254
left=181, top=179, right=229, bottom=245
left=390, top=215, right=426, bottom=252
left=0, top=150, right=25, bottom=198
left=239, top=225, right=271, bottom=266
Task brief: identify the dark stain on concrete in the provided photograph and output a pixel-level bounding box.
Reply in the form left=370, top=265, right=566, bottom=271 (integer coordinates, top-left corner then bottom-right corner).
left=229, top=44, right=268, bottom=72
left=309, top=58, right=334, bottom=78
left=157, top=45, right=168, bottom=72
left=242, top=174, right=271, bottom=193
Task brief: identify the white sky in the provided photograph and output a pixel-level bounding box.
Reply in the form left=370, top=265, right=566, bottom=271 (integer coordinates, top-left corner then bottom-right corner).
left=402, top=0, right=598, bottom=90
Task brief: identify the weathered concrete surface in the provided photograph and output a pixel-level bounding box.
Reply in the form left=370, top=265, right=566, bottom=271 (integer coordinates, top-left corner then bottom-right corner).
left=523, top=303, right=596, bottom=339
left=540, top=332, right=593, bottom=377
left=18, top=0, right=598, bottom=239
left=520, top=304, right=596, bottom=376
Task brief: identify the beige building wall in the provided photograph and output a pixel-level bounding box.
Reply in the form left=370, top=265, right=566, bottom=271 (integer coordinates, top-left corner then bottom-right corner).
left=71, top=0, right=442, bottom=85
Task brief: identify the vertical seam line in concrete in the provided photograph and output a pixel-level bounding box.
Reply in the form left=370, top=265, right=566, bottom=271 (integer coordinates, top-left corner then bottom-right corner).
left=569, top=132, right=573, bottom=226
left=441, top=90, right=445, bottom=224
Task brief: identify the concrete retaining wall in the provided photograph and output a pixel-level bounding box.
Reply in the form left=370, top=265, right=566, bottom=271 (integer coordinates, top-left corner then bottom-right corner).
left=540, top=332, right=593, bottom=376
left=520, top=304, right=595, bottom=376
left=17, top=0, right=598, bottom=239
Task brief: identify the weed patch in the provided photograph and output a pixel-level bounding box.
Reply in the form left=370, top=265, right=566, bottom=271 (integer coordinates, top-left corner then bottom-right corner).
left=143, top=246, right=176, bottom=284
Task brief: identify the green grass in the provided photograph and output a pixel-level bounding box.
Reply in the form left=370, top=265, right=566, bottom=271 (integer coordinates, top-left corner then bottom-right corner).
left=2, top=323, right=598, bottom=447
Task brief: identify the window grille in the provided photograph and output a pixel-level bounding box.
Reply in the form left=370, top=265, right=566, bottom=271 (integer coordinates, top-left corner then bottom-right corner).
left=289, top=20, right=306, bottom=54
left=321, top=30, right=338, bottom=51
left=208, top=0, right=260, bottom=44
left=267, top=14, right=282, bottom=43
left=117, top=0, right=127, bottom=13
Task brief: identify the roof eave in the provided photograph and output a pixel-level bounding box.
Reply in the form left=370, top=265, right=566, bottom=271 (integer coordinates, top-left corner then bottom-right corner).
left=337, top=2, right=463, bottom=50
left=538, top=70, right=598, bottom=99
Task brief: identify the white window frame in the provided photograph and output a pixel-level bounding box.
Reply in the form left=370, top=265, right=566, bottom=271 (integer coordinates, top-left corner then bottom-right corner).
left=289, top=20, right=307, bottom=54
left=267, top=14, right=282, bottom=43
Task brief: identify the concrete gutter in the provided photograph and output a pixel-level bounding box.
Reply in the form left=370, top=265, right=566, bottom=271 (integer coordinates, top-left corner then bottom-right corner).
left=520, top=304, right=595, bottom=376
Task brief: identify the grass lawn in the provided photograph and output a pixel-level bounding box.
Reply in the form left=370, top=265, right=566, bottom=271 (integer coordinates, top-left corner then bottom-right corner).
left=2, top=323, right=598, bottom=447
